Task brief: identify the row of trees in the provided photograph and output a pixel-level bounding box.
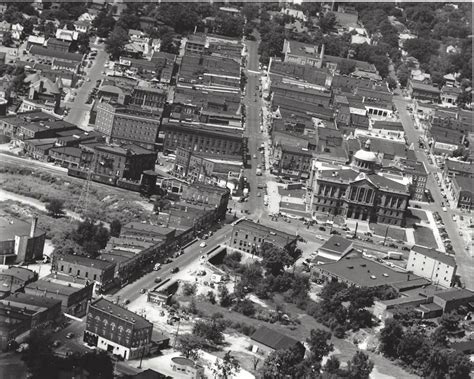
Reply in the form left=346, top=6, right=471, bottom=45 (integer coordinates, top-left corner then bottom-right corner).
left=379, top=317, right=471, bottom=378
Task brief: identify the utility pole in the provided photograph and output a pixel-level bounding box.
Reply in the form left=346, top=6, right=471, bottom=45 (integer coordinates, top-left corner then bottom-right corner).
left=173, top=317, right=181, bottom=348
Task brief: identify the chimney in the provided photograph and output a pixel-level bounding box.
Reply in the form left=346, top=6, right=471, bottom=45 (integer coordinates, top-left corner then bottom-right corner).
left=30, top=217, right=38, bottom=238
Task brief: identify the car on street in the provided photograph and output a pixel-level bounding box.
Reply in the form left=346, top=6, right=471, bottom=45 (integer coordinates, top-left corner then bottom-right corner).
left=154, top=277, right=162, bottom=284
left=140, top=288, right=146, bottom=294
left=199, top=242, right=206, bottom=248
left=52, top=340, right=61, bottom=347
left=319, top=226, right=326, bottom=231
left=442, top=207, right=447, bottom=212
left=171, top=267, right=179, bottom=274
left=66, top=333, right=74, bottom=339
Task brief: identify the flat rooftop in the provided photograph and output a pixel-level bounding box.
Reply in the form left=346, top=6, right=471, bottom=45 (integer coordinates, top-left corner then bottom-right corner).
left=90, top=298, right=152, bottom=330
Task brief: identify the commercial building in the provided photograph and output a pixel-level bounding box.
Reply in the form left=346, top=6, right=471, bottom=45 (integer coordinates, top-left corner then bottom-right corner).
left=429, top=109, right=472, bottom=146
left=0, top=266, right=37, bottom=298
left=173, top=147, right=216, bottom=184
left=180, top=182, right=230, bottom=220
left=0, top=293, right=62, bottom=350
left=316, top=236, right=354, bottom=263
left=314, top=256, right=425, bottom=288
left=24, top=273, right=94, bottom=317
left=229, top=220, right=298, bottom=254
left=91, top=144, right=156, bottom=181
left=443, top=159, right=474, bottom=179
left=29, top=46, right=83, bottom=65
left=251, top=326, right=304, bottom=356
left=161, top=120, right=244, bottom=160
left=51, top=253, right=116, bottom=294
left=407, top=245, right=457, bottom=288
left=95, top=102, right=162, bottom=151
left=273, top=143, right=314, bottom=179
left=310, top=143, right=410, bottom=226
left=282, top=39, right=324, bottom=68
left=407, top=80, right=440, bottom=103
left=170, top=357, right=204, bottom=379
left=451, top=176, right=473, bottom=211
left=83, top=298, right=153, bottom=360
left=0, top=216, right=45, bottom=264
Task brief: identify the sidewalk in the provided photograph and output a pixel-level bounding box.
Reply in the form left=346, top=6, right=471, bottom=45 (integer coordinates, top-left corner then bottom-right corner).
left=425, top=209, right=446, bottom=252
left=266, top=181, right=280, bottom=215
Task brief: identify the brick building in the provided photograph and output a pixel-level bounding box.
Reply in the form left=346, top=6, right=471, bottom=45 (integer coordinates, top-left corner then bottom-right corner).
left=451, top=176, right=473, bottom=211
left=95, top=102, right=162, bottom=150
left=180, top=182, right=230, bottom=220
left=83, top=298, right=153, bottom=360
left=52, top=253, right=116, bottom=294
left=24, top=273, right=94, bottom=317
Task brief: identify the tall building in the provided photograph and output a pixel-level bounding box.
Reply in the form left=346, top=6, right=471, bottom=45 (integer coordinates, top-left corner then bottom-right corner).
left=83, top=298, right=153, bottom=360
left=310, top=141, right=410, bottom=226
left=95, top=102, right=162, bottom=151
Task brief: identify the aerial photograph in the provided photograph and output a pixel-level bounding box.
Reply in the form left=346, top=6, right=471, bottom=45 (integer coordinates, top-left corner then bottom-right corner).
left=0, top=1, right=472, bottom=378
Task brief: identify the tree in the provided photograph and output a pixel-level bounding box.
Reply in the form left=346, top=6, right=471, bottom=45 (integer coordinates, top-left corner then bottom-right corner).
left=218, top=285, right=232, bottom=307
left=440, top=311, right=461, bottom=332
left=93, top=10, right=116, bottom=38
left=233, top=298, right=256, bottom=317
left=192, top=318, right=225, bottom=346
left=105, top=26, right=128, bottom=60
left=259, top=243, right=293, bottom=276
left=397, top=64, right=410, bottom=87
left=79, top=351, right=114, bottom=379
left=430, top=326, right=449, bottom=347
left=207, top=290, right=216, bottom=304
left=306, top=328, right=334, bottom=363
left=319, top=12, right=336, bottom=33
left=76, top=32, right=90, bottom=54
left=109, top=219, right=122, bottom=237
left=44, top=21, right=57, bottom=39
left=346, top=351, right=374, bottom=379
left=46, top=198, right=65, bottom=218
left=323, top=355, right=341, bottom=375
left=242, top=4, right=259, bottom=21
left=379, top=318, right=403, bottom=358
left=2, top=31, right=13, bottom=47
left=397, top=330, right=426, bottom=366
left=22, top=329, right=55, bottom=377
left=177, top=334, right=204, bottom=361
left=447, top=351, right=472, bottom=379
left=212, top=351, right=241, bottom=379
left=261, top=345, right=305, bottom=379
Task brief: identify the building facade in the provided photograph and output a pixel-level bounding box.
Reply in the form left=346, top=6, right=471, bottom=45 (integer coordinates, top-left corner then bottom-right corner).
left=95, top=102, right=162, bottom=151
left=180, top=182, right=230, bottom=220
left=407, top=245, right=457, bottom=288
left=311, top=146, right=410, bottom=226
left=83, top=298, right=153, bottom=360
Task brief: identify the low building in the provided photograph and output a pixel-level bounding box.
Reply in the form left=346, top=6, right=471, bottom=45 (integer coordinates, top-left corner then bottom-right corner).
left=185, top=35, right=206, bottom=54
left=408, top=80, right=440, bottom=103
left=432, top=288, right=474, bottom=313
left=282, top=39, right=324, bottom=68
left=317, top=236, right=353, bottom=263
left=170, top=356, right=204, bottom=379
left=83, top=298, right=153, bottom=360
left=251, top=326, right=305, bottom=356
left=451, top=176, right=473, bottom=211
left=314, top=256, right=426, bottom=288
left=407, top=245, right=457, bottom=288
left=229, top=220, right=298, bottom=254
left=24, top=273, right=94, bottom=317
left=443, top=159, right=474, bottom=179
left=47, top=38, right=71, bottom=52
left=29, top=46, right=83, bottom=64
left=51, top=253, right=116, bottom=294
left=371, top=121, right=404, bottom=140
left=273, top=143, right=313, bottom=179
left=0, top=216, right=45, bottom=264
left=0, top=266, right=37, bottom=298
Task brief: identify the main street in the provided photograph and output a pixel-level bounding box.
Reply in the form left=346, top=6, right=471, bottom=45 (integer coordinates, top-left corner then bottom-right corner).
left=112, top=224, right=232, bottom=301
left=392, top=95, right=474, bottom=290
left=242, top=37, right=267, bottom=220
left=65, top=42, right=108, bottom=129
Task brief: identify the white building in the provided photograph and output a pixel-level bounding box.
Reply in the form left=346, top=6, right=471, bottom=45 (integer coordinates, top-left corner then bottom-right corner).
left=407, top=245, right=457, bottom=288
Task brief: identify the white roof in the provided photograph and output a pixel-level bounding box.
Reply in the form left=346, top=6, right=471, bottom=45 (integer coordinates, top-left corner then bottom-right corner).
left=27, top=36, right=45, bottom=44
left=354, top=149, right=377, bottom=163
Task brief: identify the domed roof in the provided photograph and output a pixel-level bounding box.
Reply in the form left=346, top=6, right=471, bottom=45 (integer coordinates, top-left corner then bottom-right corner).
left=353, top=149, right=377, bottom=163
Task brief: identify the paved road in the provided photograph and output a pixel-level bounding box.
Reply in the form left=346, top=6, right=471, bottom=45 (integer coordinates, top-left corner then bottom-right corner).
left=392, top=95, right=474, bottom=289
left=65, top=43, right=108, bottom=128
left=112, top=224, right=232, bottom=301
left=242, top=38, right=267, bottom=220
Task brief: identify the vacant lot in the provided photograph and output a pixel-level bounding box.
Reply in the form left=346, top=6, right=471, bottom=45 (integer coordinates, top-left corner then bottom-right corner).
left=0, top=164, right=153, bottom=224
left=370, top=223, right=407, bottom=242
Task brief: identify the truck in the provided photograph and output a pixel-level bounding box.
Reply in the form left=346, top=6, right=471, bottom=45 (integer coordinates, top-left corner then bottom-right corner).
left=256, top=168, right=262, bottom=176
left=153, top=263, right=161, bottom=271
left=386, top=251, right=403, bottom=260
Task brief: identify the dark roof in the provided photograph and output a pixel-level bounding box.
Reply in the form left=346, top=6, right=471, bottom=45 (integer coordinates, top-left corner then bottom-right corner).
left=234, top=219, right=297, bottom=247
left=317, top=256, right=420, bottom=287
left=319, top=236, right=353, bottom=255
left=4, top=292, right=61, bottom=309
left=368, top=173, right=409, bottom=194
left=0, top=266, right=36, bottom=283
left=445, top=159, right=474, bottom=177
left=450, top=340, right=474, bottom=354
left=30, top=46, right=83, bottom=62
left=130, top=368, right=169, bottom=379
left=410, top=80, right=440, bottom=93
left=251, top=326, right=300, bottom=350
left=90, top=298, right=152, bottom=330
left=411, top=245, right=456, bottom=267
left=372, top=121, right=404, bottom=131
left=433, top=288, right=474, bottom=302
left=55, top=254, right=116, bottom=270
left=453, top=176, right=474, bottom=193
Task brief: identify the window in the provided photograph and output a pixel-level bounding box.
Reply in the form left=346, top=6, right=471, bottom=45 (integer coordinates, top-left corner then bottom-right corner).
left=85, top=272, right=89, bottom=278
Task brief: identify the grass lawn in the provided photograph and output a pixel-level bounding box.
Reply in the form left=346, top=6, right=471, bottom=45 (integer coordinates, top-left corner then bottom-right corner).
left=370, top=223, right=407, bottom=242
left=414, top=226, right=437, bottom=248
left=408, top=208, right=428, bottom=222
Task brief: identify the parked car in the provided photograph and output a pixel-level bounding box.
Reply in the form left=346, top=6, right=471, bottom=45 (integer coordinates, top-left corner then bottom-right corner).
left=66, top=333, right=74, bottom=339
left=330, top=230, right=340, bottom=235
left=154, top=277, right=162, bottom=284
left=199, top=242, right=207, bottom=248
left=171, top=267, right=179, bottom=274
left=319, top=226, right=326, bottom=231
